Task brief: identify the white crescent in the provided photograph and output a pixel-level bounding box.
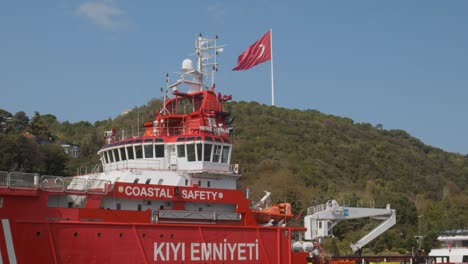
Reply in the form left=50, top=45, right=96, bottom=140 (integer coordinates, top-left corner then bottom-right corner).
left=257, top=44, right=265, bottom=58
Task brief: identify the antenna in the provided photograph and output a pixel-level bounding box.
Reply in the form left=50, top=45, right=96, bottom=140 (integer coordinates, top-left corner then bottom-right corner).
left=166, top=34, right=224, bottom=93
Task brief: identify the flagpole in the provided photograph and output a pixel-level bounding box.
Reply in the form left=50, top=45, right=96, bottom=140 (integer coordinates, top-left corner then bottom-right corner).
left=270, top=28, right=275, bottom=106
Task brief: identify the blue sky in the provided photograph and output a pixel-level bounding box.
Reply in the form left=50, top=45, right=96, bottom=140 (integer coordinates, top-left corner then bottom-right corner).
left=0, top=1, right=467, bottom=154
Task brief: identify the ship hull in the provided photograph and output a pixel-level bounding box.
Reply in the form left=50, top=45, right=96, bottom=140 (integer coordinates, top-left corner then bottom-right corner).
left=0, top=218, right=307, bottom=264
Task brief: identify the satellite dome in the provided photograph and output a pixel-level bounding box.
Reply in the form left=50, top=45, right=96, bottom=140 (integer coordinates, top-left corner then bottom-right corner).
left=182, top=59, right=193, bottom=72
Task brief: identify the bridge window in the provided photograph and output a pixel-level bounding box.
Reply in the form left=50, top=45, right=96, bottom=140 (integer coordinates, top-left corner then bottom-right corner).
left=135, top=145, right=143, bottom=159
left=213, top=145, right=221, bottom=162
left=155, top=145, right=164, bottom=158
left=108, top=150, right=114, bottom=163
left=204, top=144, right=212, bottom=161
left=144, top=144, right=153, bottom=158
left=221, top=146, right=230, bottom=163
left=177, top=144, right=185, bottom=158
left=196, top=143, right=202, bottom=161
left=103, top=153, right=109, bottom=163
left=120, top=147, right=127, bottom=160
left=187, top=143, right=196, bottom=162
left=127, top=146, right=134, bottom=160
left=114, top=149, right=120, bottom=161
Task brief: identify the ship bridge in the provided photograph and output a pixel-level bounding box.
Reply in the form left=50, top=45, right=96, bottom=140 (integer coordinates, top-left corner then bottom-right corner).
left=97, top=134, right=234, bottom=173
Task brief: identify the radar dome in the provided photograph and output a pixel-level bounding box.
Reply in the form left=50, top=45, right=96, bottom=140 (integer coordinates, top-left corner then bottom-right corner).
left=182, top=59, right=193, bottom=72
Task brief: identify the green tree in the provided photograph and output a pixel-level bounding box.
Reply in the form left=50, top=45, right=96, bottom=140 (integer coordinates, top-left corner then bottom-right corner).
left=0, top=134, right=17, bottom=170
left=39, top=144, right=68, bottom=175
left=12, top=111, right=29, bottom=133
left=14, top=135, right=41, bottom=172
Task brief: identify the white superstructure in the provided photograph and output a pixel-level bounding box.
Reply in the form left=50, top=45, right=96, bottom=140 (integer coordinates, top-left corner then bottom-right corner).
left=429, top=230, right=468, bottom=263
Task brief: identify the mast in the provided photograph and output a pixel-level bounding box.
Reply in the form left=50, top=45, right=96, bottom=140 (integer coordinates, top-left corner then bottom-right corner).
left=168, top=34, right=224, bottom=93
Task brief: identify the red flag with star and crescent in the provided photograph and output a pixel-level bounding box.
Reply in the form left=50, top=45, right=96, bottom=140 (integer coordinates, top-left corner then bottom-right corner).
left=233, top=31, right=271, bottom=71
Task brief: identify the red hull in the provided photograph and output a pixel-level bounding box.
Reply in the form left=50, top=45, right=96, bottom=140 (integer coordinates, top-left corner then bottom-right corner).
left=0, top=191, right=307, bottom=264
left=0, top=218, right=307, bottom=263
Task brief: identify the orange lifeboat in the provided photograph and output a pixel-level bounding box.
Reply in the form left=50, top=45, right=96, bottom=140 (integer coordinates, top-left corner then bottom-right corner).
left=252, top=203, right=293, bottom=224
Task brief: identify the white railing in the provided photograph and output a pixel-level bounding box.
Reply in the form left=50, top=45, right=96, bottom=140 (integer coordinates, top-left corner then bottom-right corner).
left=40, top=176, right=66, bottom=192
left=8, top=172, right=39, bottom=189
left=0, top=171, right=111, bottom=194
left=0, top=171, right=8, bottom=188
left=306, top=204, right=327, bottom=216
left=103, top=159, right=164, bottom=172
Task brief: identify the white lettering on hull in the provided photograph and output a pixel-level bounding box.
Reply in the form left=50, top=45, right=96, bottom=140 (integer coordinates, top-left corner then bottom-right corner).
left=123, top=186, right=174, bottom=199
left=154, top=239, right=259, bottom=262
left=181, top=190, right=223, bottom=201
left=119, top=185, right=224, bottom=201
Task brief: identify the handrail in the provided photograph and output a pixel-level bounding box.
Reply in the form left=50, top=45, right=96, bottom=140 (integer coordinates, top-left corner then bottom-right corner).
left=0, top=171, right=112, bottom=195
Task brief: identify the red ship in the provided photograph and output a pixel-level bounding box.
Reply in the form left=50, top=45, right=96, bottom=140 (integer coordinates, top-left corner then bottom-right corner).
left=0, top=35, right=310, bottom=263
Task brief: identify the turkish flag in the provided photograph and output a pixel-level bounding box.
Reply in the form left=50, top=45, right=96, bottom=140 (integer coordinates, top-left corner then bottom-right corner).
left=233, top=31, right=271, bottom=71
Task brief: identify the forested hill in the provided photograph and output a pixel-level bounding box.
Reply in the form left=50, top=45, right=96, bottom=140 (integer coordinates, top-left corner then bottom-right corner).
left=0, top=99, right=466, bottom=254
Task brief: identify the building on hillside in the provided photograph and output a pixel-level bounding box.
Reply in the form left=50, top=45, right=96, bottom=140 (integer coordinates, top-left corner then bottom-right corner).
left=60, top=144, right=80, bottom=158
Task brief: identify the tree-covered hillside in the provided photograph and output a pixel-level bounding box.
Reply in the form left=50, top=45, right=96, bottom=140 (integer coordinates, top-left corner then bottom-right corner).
left=0, top=99, right=466, bottom=255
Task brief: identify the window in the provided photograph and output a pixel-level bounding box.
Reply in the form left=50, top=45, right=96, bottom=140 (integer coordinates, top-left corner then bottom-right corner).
left=221, top=146, right=230, bottom=163
left=133, top=178, right=139, bottom=184
left=144, top=144, right=154, bottom=158
left=204, top=144, right=212, bottom=161
left=103, top=153, right=109, bottom=164
left=177, top=144, right=185, bottom=157
left=155, top=145, right=164, bottom=158
left=213, top=145, right=221, bottom=162
left=116, top=203, right=121, bottom=210
left=185, top=179, right=188, bottom=186
left=196, top=143, right=202, bottom=161
left=108, top=151, right=114, bottom=163
left=113, top=149, right=120, bottom=161
left=187, top=144, right=196, bottom=162
left=207, top=181, right=211, bottom=187
left=120, top=148, right=127, bottom=161
left=127, top=146, right=134, bottom=160
left=198, top=180, right=201, bottom=187
left=135, top=145, right=143, bottom=159
left=145, top=179, right=151, bottom=184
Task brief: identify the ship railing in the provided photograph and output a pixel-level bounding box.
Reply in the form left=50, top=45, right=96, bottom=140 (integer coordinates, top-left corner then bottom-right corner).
left=40, top=176, right=66, bottom=192
left=0, top=171, right=112, bottom=194
left=4, top=172, right=39, bottom=190
left=0, top=171, right=8, bottom=188
left=63, top=177, right=112, bottom=194
left=86, top=179, right=112, bottom=194
left=306, top=204, right=327, bottom=216
left=104, top=159, right=164, bottom=171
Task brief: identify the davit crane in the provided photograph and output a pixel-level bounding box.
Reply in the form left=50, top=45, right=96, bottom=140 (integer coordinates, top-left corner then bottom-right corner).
left=303, top=200, right=396, bottom=254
